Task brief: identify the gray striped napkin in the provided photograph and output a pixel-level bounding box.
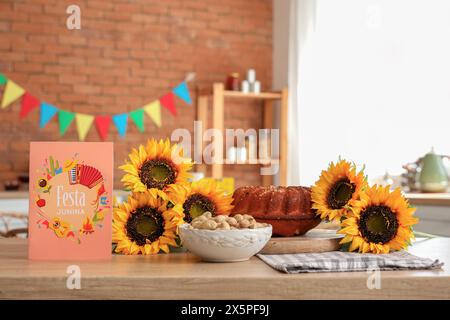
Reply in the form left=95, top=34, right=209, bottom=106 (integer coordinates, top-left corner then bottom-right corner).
left=257, top=251, right=443, bottom=273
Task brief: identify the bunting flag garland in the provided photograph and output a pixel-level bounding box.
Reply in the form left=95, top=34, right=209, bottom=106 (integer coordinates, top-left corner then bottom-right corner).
left=20, top=92, right=40, bottom=119
left=95, top=115, right=112, bottom=141
left=129, top=109, right=145, bottom=133
left=0, top=75, right=191, bottom=141
left=40, top=103, right=58, bottom=128
left=112, top=113, right=128, bottom=137
left=2, top=80, right=25, bottom=109
left=144, top=101, right=162, bottom=128
left=160, top=92, right=177, bottom=116
left=173, top=81, right=192, bottom=105
left=75, top=113, right=94, bottom=141
left=58, top=110, right=75, bottom=135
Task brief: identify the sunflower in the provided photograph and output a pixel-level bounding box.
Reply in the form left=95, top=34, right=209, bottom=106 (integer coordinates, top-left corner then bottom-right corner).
left=119, top=138, right=193, bottom=197
left=167, top=179, right=233, bottom=223
left=338, top=185, right=418, bottom=254
left=112, top=191, right=184, bottom=255
left=311, top=159, right=367, bottom=221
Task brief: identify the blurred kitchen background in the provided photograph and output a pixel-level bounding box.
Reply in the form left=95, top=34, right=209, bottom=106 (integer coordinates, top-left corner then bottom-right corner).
left=1, top=0, right=450, bottom=237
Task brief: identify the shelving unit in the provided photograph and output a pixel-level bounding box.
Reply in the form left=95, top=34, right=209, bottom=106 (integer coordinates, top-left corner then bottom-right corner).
left=196, top=83, right=288, bottom=186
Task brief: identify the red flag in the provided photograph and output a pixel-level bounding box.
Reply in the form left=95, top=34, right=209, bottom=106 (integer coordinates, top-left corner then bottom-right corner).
left=20, top=92, right=40, bottom=119
left=160, top=92, right=176, bottom=116
left=94, top=115, right=111, bottom=141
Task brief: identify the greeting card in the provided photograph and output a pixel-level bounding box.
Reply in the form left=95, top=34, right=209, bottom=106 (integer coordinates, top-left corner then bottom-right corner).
left=28, top=142, right=113, bottom=260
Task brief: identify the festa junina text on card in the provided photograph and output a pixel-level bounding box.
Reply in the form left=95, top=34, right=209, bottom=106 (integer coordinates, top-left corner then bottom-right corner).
left=28, top=142, right=113, bottom=260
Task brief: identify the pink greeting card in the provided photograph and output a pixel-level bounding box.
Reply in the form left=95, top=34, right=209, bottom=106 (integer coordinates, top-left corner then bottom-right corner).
left=28, top=142, right=113, bottom=260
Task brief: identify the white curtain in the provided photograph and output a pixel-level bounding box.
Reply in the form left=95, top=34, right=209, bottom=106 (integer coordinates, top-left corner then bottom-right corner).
left=287, top=0, right=316, bottom=185
left=287, top=0, right=450, bottom=186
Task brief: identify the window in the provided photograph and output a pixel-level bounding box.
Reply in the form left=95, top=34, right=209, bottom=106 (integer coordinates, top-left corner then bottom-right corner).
left=296, top=0, right=450, bottom=184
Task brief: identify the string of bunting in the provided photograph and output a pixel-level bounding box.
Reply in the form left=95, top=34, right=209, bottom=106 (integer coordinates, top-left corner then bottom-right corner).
left=0, top=73, right=192, bottom=141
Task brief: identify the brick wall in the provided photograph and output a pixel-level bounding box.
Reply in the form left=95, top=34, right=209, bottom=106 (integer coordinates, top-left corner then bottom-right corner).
left=0, top=0, right=272, bottom=189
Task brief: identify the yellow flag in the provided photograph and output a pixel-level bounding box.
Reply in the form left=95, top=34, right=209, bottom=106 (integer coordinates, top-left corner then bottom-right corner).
left=1, top=80, right=25, bottom=108
left=143, top=101, right=162, bottom=127
left=75, top=113, right=94, bottom=141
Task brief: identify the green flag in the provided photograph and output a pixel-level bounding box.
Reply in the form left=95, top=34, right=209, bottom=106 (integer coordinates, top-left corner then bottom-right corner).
left=130, top=109, right=145, bottom=132
left=58, top=110, right=75, bottom=135
left=0, top=73, right=6, bottom=85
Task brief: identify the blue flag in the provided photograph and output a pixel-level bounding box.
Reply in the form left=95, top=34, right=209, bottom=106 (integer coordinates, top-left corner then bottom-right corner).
left=172, top=81, right=192, bottom=105
left=112, top=113, right=128, bottom=137
left=40, top=103, right=58, bottom=128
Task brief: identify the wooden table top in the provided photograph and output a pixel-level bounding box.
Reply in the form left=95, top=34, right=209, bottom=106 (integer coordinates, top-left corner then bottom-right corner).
left=0, top=238, right=449, bottom=299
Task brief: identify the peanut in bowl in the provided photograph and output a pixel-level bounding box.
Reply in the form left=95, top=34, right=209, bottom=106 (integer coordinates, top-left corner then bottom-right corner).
left=179, top=212, right=272, bottom=262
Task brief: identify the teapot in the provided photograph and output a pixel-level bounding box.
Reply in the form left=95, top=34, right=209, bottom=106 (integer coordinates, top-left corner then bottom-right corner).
left=403, top=149, right=449, bottom=193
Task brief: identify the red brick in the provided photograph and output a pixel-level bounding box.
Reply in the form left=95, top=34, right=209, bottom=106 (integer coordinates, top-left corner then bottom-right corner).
left=1, top=0, right=273, bottom=189
left=73, top=85, right=102, bottom=95
left=58, top=56, right=86, bottom=65
left=59, top=35, right=88, bottom=46
left=59, top=74, right=87, bottom=84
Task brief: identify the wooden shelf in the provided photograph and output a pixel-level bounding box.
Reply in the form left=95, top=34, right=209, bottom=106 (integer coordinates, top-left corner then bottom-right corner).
left=196, top=83, right=288, bottom=186
left=223, top=159, right=279, bottom=165
left=223, top=90, right=282, bottom=100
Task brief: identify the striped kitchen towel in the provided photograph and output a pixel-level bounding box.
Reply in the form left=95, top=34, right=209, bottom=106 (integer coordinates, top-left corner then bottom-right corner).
left=257, top=251, right=443, bottom=273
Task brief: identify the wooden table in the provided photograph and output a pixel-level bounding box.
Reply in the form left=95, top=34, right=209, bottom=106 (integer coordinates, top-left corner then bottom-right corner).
left=0, top=238, right=449, bottom=299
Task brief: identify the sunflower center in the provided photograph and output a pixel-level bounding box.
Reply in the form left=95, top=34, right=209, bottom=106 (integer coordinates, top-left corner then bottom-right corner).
left=182, top=194, right=215, bottom=222
left=327, top=178, right=355, bottom=209
left=139, top=159, right=176, bottom=190
left=358, top=205, right=398, bottom=244
left=126, top=206, right=165, bottom=246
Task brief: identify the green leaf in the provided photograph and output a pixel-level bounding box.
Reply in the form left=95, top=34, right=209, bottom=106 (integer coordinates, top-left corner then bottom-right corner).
left=340, top=242, right=351, bottom=252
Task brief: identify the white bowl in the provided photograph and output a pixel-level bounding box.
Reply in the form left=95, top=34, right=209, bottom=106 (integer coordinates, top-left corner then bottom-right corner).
left=179, top=223, right=272, bottom=262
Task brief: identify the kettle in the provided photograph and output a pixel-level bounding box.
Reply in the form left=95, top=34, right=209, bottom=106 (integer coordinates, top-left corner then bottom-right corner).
left=402, top=149, right=450, bottom=193
left=418, top=148, right=449, bottom=193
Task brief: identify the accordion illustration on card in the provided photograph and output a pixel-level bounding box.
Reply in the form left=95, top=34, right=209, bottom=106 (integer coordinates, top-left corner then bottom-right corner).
left=68, top=164, right=104, bottom=189
left=28, top=142, right=113, bottom=260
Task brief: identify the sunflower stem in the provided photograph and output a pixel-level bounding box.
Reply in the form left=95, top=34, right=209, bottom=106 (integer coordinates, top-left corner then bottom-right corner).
left=413, top=231, right=438, bottom=239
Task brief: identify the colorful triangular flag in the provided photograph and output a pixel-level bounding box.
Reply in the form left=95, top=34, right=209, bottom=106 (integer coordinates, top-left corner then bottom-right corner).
left=0, top=73, right=7, bottom=85
left=20, top=93, right=40, bottom=119
left=130, top=109, right=145, bottom=132
left=58, top=110, right=75, bottom=136
left=75, top=113, right=94, bottom=141
left=39, top=103, right=58, bottom=128
left=173, top=81, right=192, bottom=105
left=160, top=92, right=176, bottom=116
left=1, top=80, right=25, bottom=108
left=95, top=115, right=111, bottom=141
left=112, top=113, right=128, bottom=137
left=143, top=101, right=162, bottom=128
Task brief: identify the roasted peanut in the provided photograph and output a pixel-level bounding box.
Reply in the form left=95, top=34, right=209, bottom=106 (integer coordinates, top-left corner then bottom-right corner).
left=239, top=220, right=250, bottom=229
left=189, top=212, right=269, bottom=230
left=214, top=215, right=227, bottom=223
left=226, top=217, right=238, bottom=227
left=217, top=221, right=231, bottom=230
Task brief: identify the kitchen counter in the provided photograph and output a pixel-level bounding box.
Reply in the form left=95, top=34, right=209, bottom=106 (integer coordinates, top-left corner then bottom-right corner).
left=0, top=237, right=449, bottom=299
left=406, top=192, right=450, bottom=206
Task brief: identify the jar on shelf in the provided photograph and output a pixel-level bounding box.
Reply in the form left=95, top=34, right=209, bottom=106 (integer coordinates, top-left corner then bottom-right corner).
left=225, top=73, right=240, bottom=91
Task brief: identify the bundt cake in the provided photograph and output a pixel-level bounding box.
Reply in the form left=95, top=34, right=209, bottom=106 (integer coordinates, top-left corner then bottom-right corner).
left=231, top=186, right=321, bottom=237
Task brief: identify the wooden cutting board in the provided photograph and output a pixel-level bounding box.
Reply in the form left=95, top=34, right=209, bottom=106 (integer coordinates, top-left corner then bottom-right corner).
left=260, top=229, right=343, bottom=254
